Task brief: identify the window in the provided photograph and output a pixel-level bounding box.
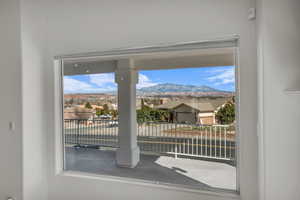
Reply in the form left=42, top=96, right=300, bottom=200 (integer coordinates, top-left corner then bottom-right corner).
left=63, top=72, right=119, bottom=160
left=56, top=42, right=239, bottom=193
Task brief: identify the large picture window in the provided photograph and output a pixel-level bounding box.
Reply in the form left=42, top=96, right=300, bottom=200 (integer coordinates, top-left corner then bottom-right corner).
left=58, top=44, right=239, bottom=193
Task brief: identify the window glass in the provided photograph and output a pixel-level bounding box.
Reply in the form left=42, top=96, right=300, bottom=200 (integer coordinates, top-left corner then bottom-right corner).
left=136, top=67, right=236, bottom=191
left=63, top=72, right=119, bottom=171
left=62, top=63, right=237, bottom=192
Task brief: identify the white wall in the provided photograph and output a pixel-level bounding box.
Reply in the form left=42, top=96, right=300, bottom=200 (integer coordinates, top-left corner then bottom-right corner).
left=41, top=1, right=258, bottom=200
left=257, top=0, right=300, bottom=200
left=0, top=1, right=23, bottom=200
left=20, top=0, right=49, bottom=199
left=0, top=0, right=259, bottom=199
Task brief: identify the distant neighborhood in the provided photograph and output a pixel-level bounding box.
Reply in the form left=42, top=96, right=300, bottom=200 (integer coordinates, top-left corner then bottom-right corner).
left=63, top=79, right=236, bottom=163
left=64, top=83, right=235, bottom=125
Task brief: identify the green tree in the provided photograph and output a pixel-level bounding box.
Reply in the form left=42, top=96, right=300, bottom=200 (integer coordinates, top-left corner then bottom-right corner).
left=137, top=106, right=151, bottom=123
left=96, top=108, right=102, bottom=116
left=215, top=101, right=235, bottom=124
left=85, top=102, right=92, bottom=109
left=137, top=106, right=169, bottom=123
left=110, top=110, right=118, bottom=119
left=102, top=104, right=109, bottom=115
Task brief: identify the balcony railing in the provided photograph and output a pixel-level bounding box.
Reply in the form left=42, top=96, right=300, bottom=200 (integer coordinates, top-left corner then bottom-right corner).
left=64, top=119, right=236, bottom=161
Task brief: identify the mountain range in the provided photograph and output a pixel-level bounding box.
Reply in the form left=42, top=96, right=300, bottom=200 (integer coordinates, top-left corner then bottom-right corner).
left=137, top=83, right=224, bottom=94
left=67, top=83, right=233, bottom=97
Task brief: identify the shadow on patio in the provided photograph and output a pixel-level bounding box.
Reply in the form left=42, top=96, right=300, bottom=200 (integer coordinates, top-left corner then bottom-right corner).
left=65, top=147, right=236, bottom=192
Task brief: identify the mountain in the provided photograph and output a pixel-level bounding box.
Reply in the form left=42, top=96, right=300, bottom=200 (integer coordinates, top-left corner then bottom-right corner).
left=75, top=83, right=233, bottom=97
left=138, top=83, right=222, bottom=93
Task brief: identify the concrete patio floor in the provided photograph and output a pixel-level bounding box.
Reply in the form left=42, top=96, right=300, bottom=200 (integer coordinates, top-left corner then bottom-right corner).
left=65, top=147, right=236, bottom=191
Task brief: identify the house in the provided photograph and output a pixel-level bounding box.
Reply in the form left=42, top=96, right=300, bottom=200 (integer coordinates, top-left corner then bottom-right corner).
left=156, top=99, right=228, bottom=125
left=64, top=106, right=94, bottom=120
left=157, top=101, right=215, bottom=124
left=173, top=102, right=215, bottom=124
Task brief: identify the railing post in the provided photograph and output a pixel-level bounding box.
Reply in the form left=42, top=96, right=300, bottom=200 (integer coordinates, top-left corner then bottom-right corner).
left=76, top=119, right=80, bottom=147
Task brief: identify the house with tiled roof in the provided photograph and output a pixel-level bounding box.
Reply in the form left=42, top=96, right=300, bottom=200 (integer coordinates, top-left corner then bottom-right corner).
left=156, top=99, right=228, bottom=125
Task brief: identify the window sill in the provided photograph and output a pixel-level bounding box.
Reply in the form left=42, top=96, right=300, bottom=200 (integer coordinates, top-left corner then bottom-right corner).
left=56, top=170, right=240, bottom=200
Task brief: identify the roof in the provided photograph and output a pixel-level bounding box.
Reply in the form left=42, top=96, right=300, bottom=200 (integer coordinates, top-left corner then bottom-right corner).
left=174, top=102, right=214, bottom=112
left=156, top=100, right=214, bottom=112
left=64, top=106, right=94, bottom=120
left=156, top=98, right=229, bottom=112
left=156, top=101, right=184, bottom=110
left=136, top=99, right=153, bottom=110
left=201, top=98, right=230, bottom=110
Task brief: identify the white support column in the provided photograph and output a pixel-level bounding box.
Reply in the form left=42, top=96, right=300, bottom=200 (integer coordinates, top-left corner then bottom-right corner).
left=115, top=59, right=140, bottom=168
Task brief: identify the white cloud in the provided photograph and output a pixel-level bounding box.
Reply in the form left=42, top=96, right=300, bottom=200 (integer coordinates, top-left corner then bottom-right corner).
left=89, top=73, right=116, bottom=87
left=207, top=68, right=235, bottom=86
left=64, top=77, right=96, bottom=93
left=64, top=73, right=157, bottom=93
left=64, top=75, right=116, bottom=93
left=137, top=74, right=158, bottom=89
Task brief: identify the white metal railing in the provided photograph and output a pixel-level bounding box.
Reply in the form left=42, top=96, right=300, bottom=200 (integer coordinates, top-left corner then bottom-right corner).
left=64, top=120, right=236, bottom=161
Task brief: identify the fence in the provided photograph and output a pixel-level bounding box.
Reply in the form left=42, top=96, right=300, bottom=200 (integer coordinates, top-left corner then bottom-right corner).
left=64, top=119, right=236, bottom=161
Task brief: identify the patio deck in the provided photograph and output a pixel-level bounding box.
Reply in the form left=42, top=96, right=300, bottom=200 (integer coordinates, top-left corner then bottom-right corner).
left=65, top=147, right=236, bottom=191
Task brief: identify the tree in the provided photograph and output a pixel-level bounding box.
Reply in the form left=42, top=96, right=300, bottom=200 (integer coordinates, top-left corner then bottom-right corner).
left=85, top=102, right=92, bottom=109
left=96, top=108, right=102, bottom=116
left=137, top=109, right=151, bottom=123
left=137, top=106, right=169, bottom=123
left=69, top=98, right=74, bottom=105
left=215, top=101, right=235, bottom=125
left=110, top=110, right=118, bottom=119
left=102, top=104, right=109, bottom=114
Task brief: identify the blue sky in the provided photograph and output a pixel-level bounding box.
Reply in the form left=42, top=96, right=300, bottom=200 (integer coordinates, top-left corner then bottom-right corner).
left=64, top=66, right=235, bottom=93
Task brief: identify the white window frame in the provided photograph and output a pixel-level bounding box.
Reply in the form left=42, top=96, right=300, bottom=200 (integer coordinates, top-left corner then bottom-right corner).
left=53, top=37, right=242, bottom=199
